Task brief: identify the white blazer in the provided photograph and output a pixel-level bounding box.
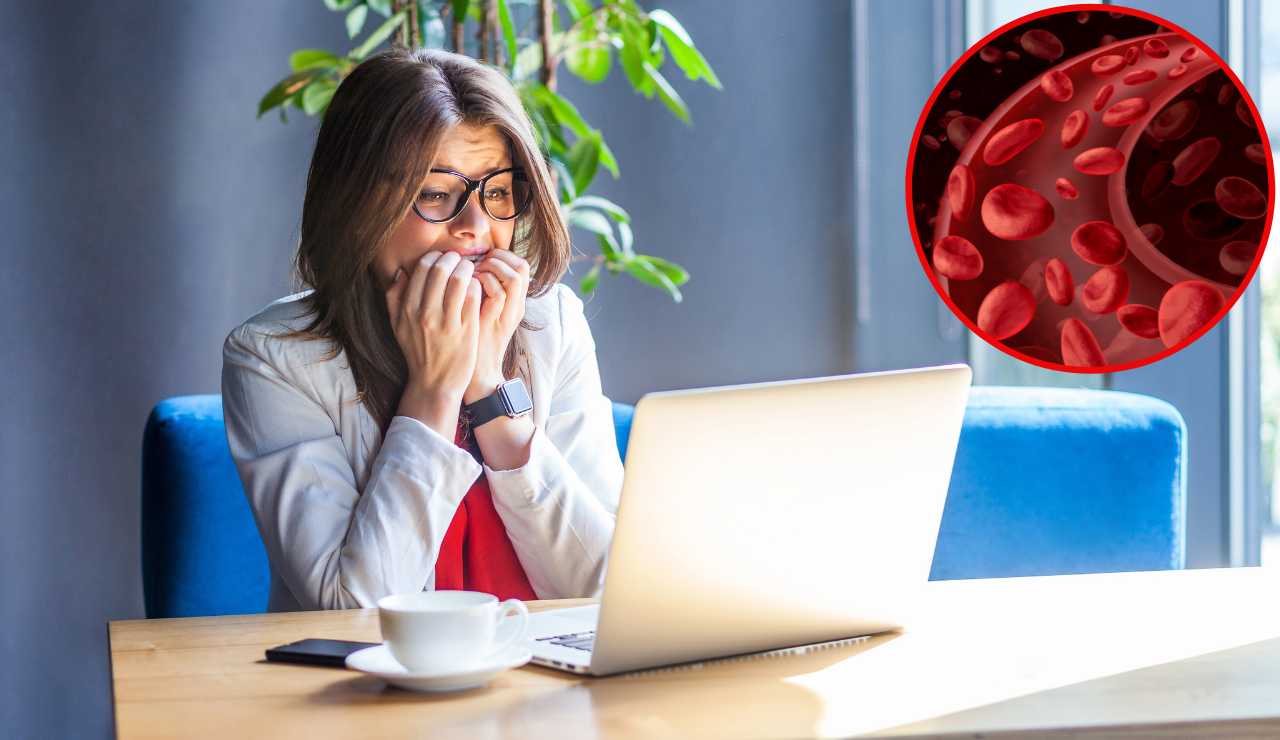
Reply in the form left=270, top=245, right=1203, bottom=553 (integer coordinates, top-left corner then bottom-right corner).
left=221, top=282, right=624, bottom=612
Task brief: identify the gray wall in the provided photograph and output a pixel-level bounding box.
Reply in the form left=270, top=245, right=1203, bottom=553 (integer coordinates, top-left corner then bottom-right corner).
left=563, top=2, right=855, bottom=400
left=0, top=2, right=853, bottom=738
left=1, top=3, right=349, bottom=737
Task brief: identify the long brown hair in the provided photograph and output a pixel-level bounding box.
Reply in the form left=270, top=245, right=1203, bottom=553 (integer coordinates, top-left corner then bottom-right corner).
left=279, top=47, right=570, bottom=437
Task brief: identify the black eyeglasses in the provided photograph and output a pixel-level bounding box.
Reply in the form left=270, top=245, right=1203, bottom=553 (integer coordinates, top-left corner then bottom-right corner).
left=411, top=167, right=532, bottom=224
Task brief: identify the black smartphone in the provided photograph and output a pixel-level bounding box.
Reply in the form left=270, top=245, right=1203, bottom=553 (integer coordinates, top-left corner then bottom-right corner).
left=265, top=638, right=379, bottom=668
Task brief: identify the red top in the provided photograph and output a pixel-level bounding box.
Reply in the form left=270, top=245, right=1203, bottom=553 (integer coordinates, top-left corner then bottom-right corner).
left=432, top=419, right=538, bottom=601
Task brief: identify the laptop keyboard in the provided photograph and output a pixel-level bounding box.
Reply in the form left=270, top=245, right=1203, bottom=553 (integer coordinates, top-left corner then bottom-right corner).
left=536, top=630, right=596, bottom=652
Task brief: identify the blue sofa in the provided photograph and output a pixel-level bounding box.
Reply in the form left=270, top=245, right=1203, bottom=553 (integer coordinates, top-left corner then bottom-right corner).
left=141, top=387, right=1186, bottom=618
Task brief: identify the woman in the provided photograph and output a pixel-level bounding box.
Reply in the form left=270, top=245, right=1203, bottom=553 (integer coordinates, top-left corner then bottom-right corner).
left=221, top=47, right=623, bottom=612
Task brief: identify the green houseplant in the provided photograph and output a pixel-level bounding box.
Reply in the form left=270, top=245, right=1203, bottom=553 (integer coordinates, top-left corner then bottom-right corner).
left=259, top=0, right=721, bottom=302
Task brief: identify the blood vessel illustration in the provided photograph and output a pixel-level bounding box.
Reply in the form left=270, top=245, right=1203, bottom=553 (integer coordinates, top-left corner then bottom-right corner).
left=912, top=8, right=1272, bottom=371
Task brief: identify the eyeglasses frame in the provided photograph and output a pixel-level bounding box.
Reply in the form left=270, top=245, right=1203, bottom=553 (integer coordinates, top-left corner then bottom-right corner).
left=411, top=166, right=531, bottom=224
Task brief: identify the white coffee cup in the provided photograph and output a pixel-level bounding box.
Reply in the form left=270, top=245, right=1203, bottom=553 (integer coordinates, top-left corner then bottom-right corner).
left=377, top=590, right=529, bottom=673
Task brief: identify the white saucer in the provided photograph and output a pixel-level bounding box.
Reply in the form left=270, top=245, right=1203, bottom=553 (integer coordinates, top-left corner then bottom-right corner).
left=345, top=644, right=533, bottom=693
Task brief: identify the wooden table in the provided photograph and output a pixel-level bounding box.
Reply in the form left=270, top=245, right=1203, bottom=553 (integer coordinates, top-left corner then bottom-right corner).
left=109, top=567, right=1280, bottom=738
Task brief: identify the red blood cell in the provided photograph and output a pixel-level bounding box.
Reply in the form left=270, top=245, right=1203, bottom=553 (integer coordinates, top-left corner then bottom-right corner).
left=1171, top=137, right=1222, bottom=186
left=1076, top=11, right=1090, bottom=24
left=1214, top=176, right=1267, bottom=219
left=947, top=116, right=982, bottom=151
left=1071, top=221, right=1128, bottom=265
left=1091, top=55, right=1126, bottom=76
left=941, top=109, right=964, bottom=124
left=1168, top=64, right=1188, bottom=80
left=1005, top=50, right=1020, bottom=61
left=1219, top=241, right=1256, bottom=276
left=938, top=134, right=948, bottom=142
left=1193, top=78, right=1210, bottom=94
left=1183, top=199, right=1245, bottom=240
left=948, top=89, right=962, bottom=100
left=1100, top=34, right=1118, bottom=46
left=1016, top=345, right=1059, bottom=363
left=1093, top=84, right=1115, bottom=111
left=1073, top=146, right=1126, bottom=175
left=922, top=134, right=941, bottom=150
left=1124, top=46, right=1140, bottom=66
left=1245, top=143, right=1266, bottom=165
left=1061, top=319, right=1106, bottom=367
left=1141, top=161, right=1174, bottom=199
left=1147, top=100, right=1200, bottom=142
left=932, top=235, right=984, bottom=280
left=1109, top=11, right=1125, bottom=19
left=1061, top=109, right=1089, bottom=148
left=1217, top=84, right=1233, bottom=105
left=1055, top=177, right=1079, bottom=200
left=1040, top=70, right=1074, bottom=102
left=1020, top=29, right=1064, bottom=61
left=1140, top=223, right=1165, bottom=245
left=983, top=118, right=1045, bottom=166
left=1143, top=38, right=1170, bottom=59
left=977, top=281, right=1036, bottom=339
left=1081, top=266, right=1130, bottom=314
left=947, top=164, right=975, bottom=221
left=981, top=183, right=1055, bottom=241
left=1180, top=46, right=1199, bottom=63
left=1044, top=258, right=1074, bottom=306
left=1236, top=98, right=1256, bottom=129
left=994, top=67, right=1004, bottom=76
left=1157, top=281, right=1225, bottom=348
left=979, top=46, right=1002, bottom=64
left=1117, top=304, right=1160, bottom=339
left=1102, top=97, right=1151, bottom=126
left=1123, top=69, right=1157, bottom=85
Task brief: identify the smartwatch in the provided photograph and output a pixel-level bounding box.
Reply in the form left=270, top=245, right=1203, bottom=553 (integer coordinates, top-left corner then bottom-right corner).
left=462, top=377, right=533, bottom=429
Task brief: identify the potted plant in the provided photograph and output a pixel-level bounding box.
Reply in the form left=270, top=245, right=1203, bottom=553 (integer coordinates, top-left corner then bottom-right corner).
left=259, top=0, right=721, bottom=301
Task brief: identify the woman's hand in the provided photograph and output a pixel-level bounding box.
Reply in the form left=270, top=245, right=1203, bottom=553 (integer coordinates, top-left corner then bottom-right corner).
left=385, top=251, right=483, bottom=406
left=464, top=249, right=531, bottom=404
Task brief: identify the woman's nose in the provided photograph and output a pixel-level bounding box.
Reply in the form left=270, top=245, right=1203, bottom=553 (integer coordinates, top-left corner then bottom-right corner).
left=448, top=192, right=490, bottom=238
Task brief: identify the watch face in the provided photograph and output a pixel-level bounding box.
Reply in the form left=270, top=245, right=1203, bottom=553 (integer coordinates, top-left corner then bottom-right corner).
left=501, top=379, right=533, bottom=415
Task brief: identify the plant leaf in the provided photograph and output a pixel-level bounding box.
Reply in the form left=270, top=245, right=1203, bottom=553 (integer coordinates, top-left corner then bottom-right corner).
left=550, top=157, right=577, bottom=201
left=566, top=134, right=601, bottom=195
left=626, top=257, right=682, bottom=301
left=451, top=0, right=470, bottom=18
left=597, top=232, right=622, bottom=262
left=568, top=195, right=630, bottom=222
left=533, top=86, right=590, bottom=137
left=496, top=0, right=518, bottom=73
left=290, top=49, right=342, bottom=72
left=351, top=10, right=406, bottom=59
left=567, top=208, right=614, bottom=240
left=513, top=41, right=543, bottom=81
left=565, top=20, right=611, bottom=83
left=579, top=262, right=602, bottom=295
left=302, top=79, right=338, bottom=115
left=596, top=135, right=619, bottom=177
left=367, top=0, right=392, bottom=17
left=345, top=4, right=369, bottom=38
left=258, top=69, right=324, bottom=118
left=641, top=60, right=690, bottom=123
left=648, top=9, right=722, bottom=89
left=617, top=220, right=633, bottom=255
left=564, top=0, right=593, bottom=21
left=324, top=0, right=358, bottom=10
left=614, top=21, right=653, bottom=94
left=637, top=254, right=690, bottom=285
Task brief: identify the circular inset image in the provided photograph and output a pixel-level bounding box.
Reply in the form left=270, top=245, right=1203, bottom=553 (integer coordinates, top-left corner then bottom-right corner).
left=907, top=4, right=1275, bottom=372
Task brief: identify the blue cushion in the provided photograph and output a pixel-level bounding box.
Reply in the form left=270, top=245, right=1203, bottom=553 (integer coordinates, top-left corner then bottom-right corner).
left=930, top=386, right=1186, bottom=580
left=141, top=386, right=1185, bottom=618
left=142, top=396, right=270, bottom=618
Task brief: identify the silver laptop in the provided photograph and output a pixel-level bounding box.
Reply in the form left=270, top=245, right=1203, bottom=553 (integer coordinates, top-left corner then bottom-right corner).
left=527, top=363, right=973, bottom=676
